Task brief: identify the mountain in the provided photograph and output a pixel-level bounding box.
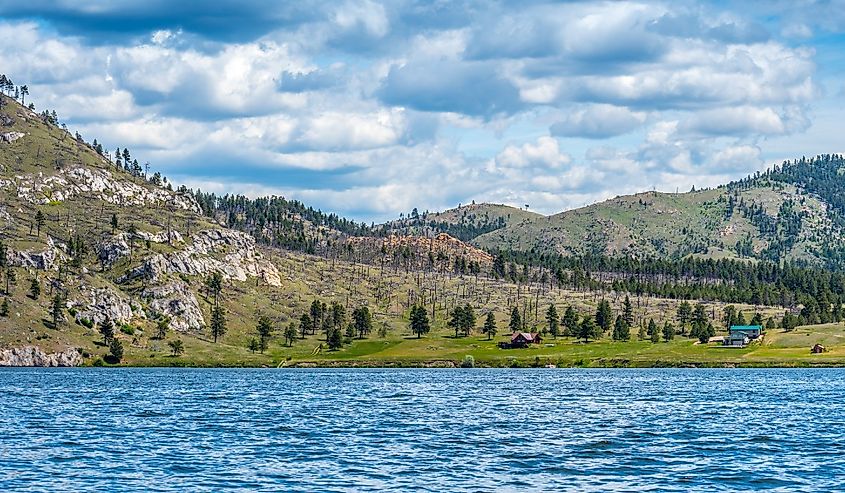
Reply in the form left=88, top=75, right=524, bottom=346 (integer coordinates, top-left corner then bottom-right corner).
left=382, top=203, right=541, bottom=242
left=405, top=158, right=845, bottom=269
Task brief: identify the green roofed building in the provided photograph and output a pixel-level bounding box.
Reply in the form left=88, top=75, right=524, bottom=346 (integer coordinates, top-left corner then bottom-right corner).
left=729, top=325, right=764, bottom=339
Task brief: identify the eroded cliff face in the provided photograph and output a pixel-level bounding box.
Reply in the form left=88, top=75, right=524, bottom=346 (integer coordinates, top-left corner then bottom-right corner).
left=0, top=346, right=82, bottom=367
left=0, top=166, right=200, bottom=213
left=123, top=229, right=282, bottom=287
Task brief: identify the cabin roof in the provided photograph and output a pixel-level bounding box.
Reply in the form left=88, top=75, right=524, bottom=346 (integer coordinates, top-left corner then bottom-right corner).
left=730, top=325, right=762, bottom=331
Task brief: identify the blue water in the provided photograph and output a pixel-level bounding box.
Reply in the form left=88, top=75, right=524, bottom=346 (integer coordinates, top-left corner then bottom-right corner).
left=0, top=369, right=842, bottom=492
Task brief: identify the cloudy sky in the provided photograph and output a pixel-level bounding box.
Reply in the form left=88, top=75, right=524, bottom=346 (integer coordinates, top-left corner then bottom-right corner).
left=1, top=1, right=843, bottom=221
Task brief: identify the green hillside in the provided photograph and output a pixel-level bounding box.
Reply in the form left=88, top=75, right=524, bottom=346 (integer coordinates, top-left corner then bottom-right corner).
left=470, top=165, right=844, bottom=268
left=382, top=203, right=542, bottom=241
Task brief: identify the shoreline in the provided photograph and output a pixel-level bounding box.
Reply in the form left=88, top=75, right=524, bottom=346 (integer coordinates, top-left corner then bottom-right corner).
left=65, top=357, right=845, bottom=369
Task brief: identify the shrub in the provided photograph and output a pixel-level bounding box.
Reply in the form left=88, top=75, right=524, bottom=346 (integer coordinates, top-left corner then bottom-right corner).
left=460, top=355, right=475, bottom=368
left=80, top=318, right=94, bottom=329
left=120, top=325, right=135, bottom=335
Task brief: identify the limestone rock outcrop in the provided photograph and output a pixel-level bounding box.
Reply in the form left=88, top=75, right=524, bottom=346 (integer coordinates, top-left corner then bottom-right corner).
left=124, top=229, right=282, bottom=287
left=142, top=281, right=205, bottom=332
left=4, top=166, right=200, bottom=213
left=0, top=346, right=83, bottom=367
left=73, top=286, right=134, bottom=326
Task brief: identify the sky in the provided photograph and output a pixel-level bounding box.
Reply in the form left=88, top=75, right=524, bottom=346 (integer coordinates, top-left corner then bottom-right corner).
left=1, top=0, right=844, bottom=222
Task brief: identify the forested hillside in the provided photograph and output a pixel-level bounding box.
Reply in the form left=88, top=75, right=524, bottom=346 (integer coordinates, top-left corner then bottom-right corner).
left=469, top=156, right=845, bottom=270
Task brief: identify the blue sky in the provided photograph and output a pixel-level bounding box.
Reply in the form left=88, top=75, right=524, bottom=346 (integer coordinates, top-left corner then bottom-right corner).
left=1, top=0, right=844, bottom=221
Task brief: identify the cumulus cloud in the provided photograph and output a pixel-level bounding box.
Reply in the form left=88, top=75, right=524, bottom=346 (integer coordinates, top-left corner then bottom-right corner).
left=0, top=1, right=833, bottom=221
left=551, top=104, right=646, bottom=138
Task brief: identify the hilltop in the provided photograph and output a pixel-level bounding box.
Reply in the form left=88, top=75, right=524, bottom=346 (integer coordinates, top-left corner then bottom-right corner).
left=405, top=160, right=845, bottom=270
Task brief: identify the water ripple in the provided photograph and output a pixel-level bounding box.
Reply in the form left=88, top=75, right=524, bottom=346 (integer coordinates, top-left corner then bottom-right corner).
left=0, top=368, right=843, bottom=491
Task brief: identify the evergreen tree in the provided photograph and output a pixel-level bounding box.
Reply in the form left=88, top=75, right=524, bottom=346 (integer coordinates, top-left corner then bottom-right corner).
left=409, top=305, right=430, bottom=338
left=256, top=315, right=274, bottom=353
left=34, top=210, right=45, bottom=237
left=110, top=213, right=118, bottom=234
left=352, top=306, right=373, bottom=339
left=648, top=318, right=659, bottom=343
left=0, top=297, right=9, bottom=317
left=109, top=338, right=124, bottom=362
left=509, top=306, right=522, bottom=333
left=210, top=305, right=227, bottom=343
left=595, top=299, right=613, bottom=334
left=50, top=293, right=63, bottom=328
left=677, top=301, right=692, bottom=333
left=284, top=322, right=298, bottom=347
left=662, top=322, right=675, bottom=342
left=29, top=277, right=40, bottom=299
left=99, top=318, right=115, bottom=345
left=612, top=315, right=630, bottom=341
left=562, top=305, right=579, bottom=337
left=4, top=267, right=14, bottom=295
left=578, top=315, right=600, bottom=343
left=546, top=304, right=559, bottom=338
left=622, top=295, right=634, bottom=327
left=328, top=327, right=343, bottom=349
left=483, top=311, right=497, bottom=340
left=248, top=338, right=259, bottom=353
left=723, top=305, right=737, bottom=330
left=299, top=313, right=312, bottom=339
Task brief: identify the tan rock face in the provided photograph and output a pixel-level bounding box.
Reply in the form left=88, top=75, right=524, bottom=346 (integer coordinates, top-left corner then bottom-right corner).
left=3, top=166, right=200, bottom=213
left=141, top=281, right=205, bottom=332
left=0, top=346, right=82, bottom=367
left=73, top=286, right=134, bottom=326
left=124, top=229, right=282, bottom=287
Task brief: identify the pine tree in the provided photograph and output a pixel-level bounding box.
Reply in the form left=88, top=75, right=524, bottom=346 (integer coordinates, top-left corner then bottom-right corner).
left=98, top=318, right=115, bottom=345
left=677, top=301, right=692, bottom=334
left=648, top=319, right=659, bottom=343
left=612, top=315, right=630, bottom=341
left=256, top=315, right=274, bottom=353
left=562, top=305, right=579, bottom=337
left=299, top=313, right=312, bottom=339
left=546, top=304, right=559, bottom=338
left=578, top=315, right=599, bottom=343
left=483, top=311, right=497, bottom=340
left=210, top=305, right=227, bottom=343
left=662, top=322, right=675, bottom=342
left=50, top=293, right=63, bottom=328
left=34, top=210, right=45, bottom=237
left=352, top=306, right=373, bottom=339
left=328, top=327, right=343, bottom=349
left=5, top=267, right=16, bottom=295
left=595, top=299, right=612, bottom=334
left=509, top=306, right=522, bottom=333
left=622, top=295, right=634, bottom=327
left=0, top=297, right=9, bottom=317
left=29, top=277, right=40, bottom=299
left=284, top=322, right=297, bottom=346
left=109, top=338, right=124, bottom=362
left=410, top=305, right=430, bottom=338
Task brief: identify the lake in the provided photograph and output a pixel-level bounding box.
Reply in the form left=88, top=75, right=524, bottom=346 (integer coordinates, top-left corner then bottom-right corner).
left=0, top=368, right=842, bottom=492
